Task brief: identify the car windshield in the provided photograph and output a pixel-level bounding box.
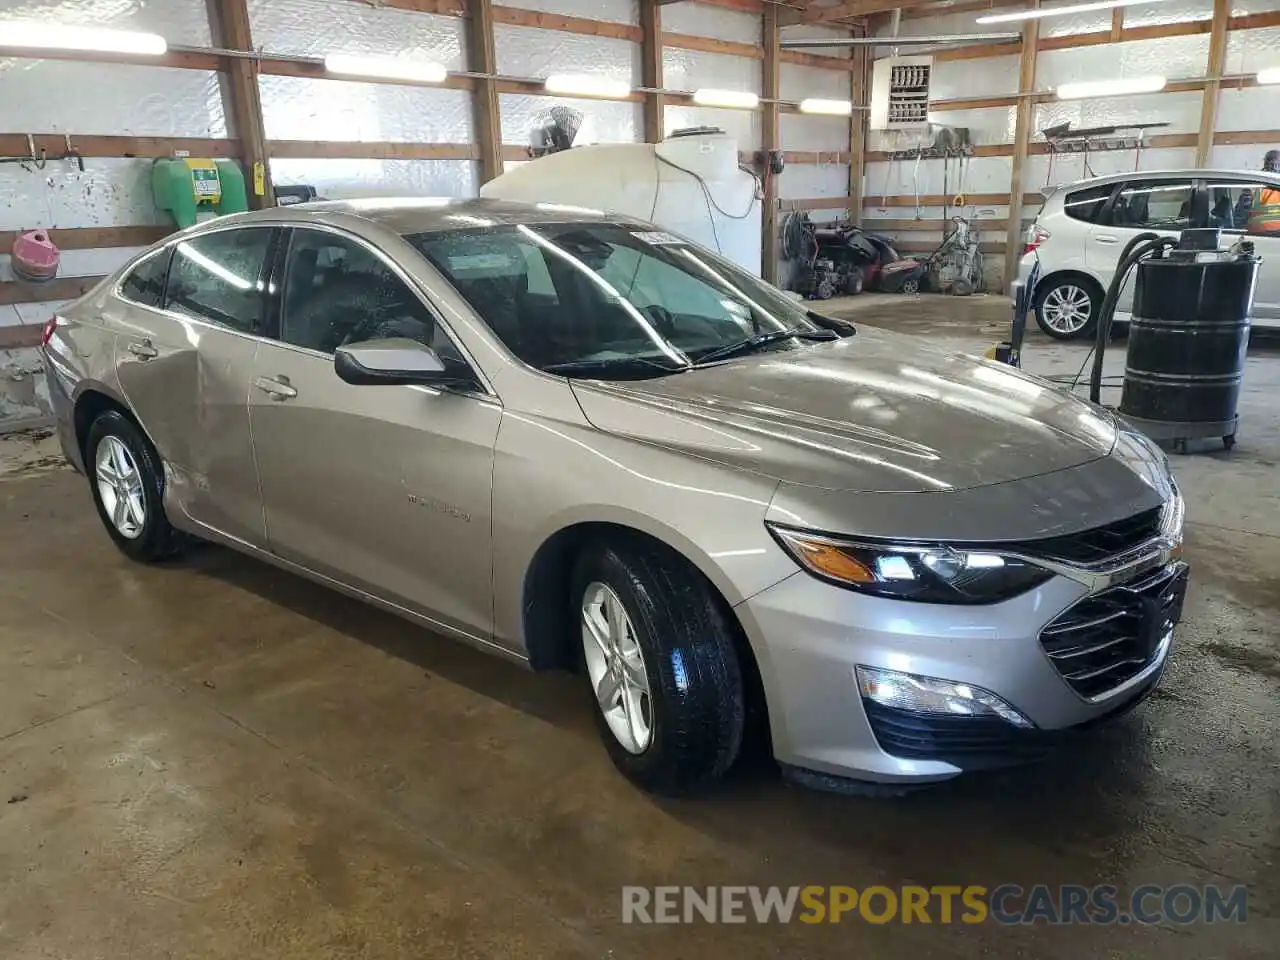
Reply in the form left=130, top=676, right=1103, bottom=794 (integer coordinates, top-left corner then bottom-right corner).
left=407, top=222, right=822, bottom=378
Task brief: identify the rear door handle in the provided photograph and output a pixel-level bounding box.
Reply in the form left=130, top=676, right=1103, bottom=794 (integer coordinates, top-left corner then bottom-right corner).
left=253, top=375, right=297, bottom=401
left=126, top=338, right=158, bottom=359
left=1094, top=235, right=1120, bottom=244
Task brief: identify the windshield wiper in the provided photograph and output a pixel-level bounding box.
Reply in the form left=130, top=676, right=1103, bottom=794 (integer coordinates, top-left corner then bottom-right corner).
left=542, top=356, right=691, bottom=378
left=693, top=327, right=838, bottom=366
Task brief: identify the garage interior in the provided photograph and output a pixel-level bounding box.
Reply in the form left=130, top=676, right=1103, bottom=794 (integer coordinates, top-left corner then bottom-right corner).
left=1, top=0, right=1279, bottom=957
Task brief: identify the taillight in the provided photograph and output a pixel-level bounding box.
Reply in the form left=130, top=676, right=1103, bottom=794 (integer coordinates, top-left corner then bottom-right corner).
left=40, top=316, right=58, bottom=346
left=1023, top=224, right=1050, bottom=255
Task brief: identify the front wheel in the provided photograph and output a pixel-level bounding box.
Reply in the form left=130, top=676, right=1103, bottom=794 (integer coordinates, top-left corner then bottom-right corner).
left=572, top=540, right=745, bottom=794
left=86, top=410, right=184, bottom=562
left=1035, top=276, right=1101, bottom=340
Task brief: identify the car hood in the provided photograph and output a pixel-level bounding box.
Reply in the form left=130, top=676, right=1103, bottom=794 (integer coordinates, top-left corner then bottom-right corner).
left=570, top=328, right=1118, bottom=494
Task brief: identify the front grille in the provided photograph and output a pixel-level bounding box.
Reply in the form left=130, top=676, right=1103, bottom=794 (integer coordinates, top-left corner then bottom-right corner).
left=1018, top=507, right=1163, bottom=564
left=1039, top=563, right=1186, bottom=699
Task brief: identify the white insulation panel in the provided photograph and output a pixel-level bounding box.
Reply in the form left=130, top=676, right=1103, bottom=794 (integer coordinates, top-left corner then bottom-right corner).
left=511, top=0, right=638, bottom=26
left=1027, top=147, right=1198, bottom=191
left=779, top=164, right=850, bottom=202
left=258, top=76, right=473, bottom=143
left=665, top=106, right=761, bottom=152
left=1037, top=34, right=1211, bottom=87
left=1232, top=0, right=1279, bottom=12
left=1216, top=88, right=1280, bottom=132
left=1211, top=144, right=1268, bottom=169
left=500, top=94, right=641, bottom=145
left=0, top=61, right=225, bottom=137
left=661, top=4, right=759, bottom=43
left=779, top=24, right=851, bottom=59
left=1224, top=26, right=1280, bottom=77
left=248, top=0, right=466, bottom=70
left=662, top=48, right=760, bottom=95
left=876, top=7, right=1024, bottom=39
left=780, top=63, right=850, bottom=102
left=1034, top=90, right=1205, bottom=136
left=929, top=107, right=1018, bottom=145
left=0, top=159, right=168, bottom=232
left=1038, top=8, right=1119, bottom=38
left=0, top=0, right=212, bottom=45
left=271, top=158, right=478, bottom=199
left=780, top=114, right=850, bottom=154
left=865, top=156, right=1013, bottom=197
left=1125, top=0, right=1214, bottom=27
left=496, top=25, right=639, bottom=83
left=928, top=56, right=1020, bottom=101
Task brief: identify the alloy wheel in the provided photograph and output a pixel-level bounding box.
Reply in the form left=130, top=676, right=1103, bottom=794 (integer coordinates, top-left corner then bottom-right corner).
left=581, top=582, right=653, bottom=754
left=95, top=436, right=146, bottom=539
left=1041, top=283, right=1093, bottom=335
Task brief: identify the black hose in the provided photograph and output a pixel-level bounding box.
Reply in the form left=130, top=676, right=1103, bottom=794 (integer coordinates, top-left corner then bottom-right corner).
left=1088, top=232, right=1176, bottom=403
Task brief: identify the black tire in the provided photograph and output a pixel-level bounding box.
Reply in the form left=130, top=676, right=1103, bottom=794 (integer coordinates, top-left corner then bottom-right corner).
left=1033, top=274, right=1103, bottom=341
left=900, top=277, right=920, bottom=295
left=843, top=266, right=864, bottom=296
left=85, top=410, right=184, bottom=562
left=571, top=539, right=745, bottom=794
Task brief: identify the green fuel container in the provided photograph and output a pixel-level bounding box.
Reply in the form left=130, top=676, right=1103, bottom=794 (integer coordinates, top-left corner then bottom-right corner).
left=152, top=158, right=249, bottom=228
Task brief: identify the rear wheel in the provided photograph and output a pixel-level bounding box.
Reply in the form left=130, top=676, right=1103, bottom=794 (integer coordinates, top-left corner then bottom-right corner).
left=1035, top=275, right=1102, bottom=340
left=86, top=410, right=184, bottom=562
left=572, top=540, right=744, bottom=794
left=843, top=266, right=865, bottom=296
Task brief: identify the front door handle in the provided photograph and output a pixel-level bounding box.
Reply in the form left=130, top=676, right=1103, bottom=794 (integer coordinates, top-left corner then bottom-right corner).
left=1094, top=235, right=1120, bottom=244
left=126, top=338, right=158, bottom=360
left=253, top=375, right=297, bottom=401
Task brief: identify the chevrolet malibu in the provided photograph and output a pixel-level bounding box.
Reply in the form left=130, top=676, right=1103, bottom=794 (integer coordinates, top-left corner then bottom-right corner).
left=42, top=198, right=1187, bottom=795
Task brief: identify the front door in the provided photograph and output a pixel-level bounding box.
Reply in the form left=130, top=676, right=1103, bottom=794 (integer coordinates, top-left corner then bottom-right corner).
left=248, top=226, right=502, bottom=639
left=1204, top=177, right=1280, bottom=327
left=112, top=226, right=276, bottom=546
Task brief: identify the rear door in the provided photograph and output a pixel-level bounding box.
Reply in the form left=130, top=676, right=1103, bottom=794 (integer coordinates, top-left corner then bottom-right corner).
left=1087, top=176, right=1195, bottom=314
left=1204, top=176, right=1280, bottom=327
left=114, top=226, right=276, bottom=546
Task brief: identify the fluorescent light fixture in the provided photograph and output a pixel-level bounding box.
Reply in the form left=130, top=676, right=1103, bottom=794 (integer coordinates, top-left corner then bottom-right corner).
left=1258, top=67, right=1280, bottom=85
left=799, top=98, right=854, bottom=116
left=1057, top=75, right=1166, bottom=99
left=543, top=74, right=631, bottom=99
left=0, top=21, right=166, bottom=55
left=977, top=0, right=1171, bottom=24
left=691, top=88, right=760, bottom=109
left=324, top=53, right=446, bottom=84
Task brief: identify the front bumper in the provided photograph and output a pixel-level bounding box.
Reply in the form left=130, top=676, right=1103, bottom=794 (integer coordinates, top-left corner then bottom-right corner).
left=738, top=560, right=1184, bottom=784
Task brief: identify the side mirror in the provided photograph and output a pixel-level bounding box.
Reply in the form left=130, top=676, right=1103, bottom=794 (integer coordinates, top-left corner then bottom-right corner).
left=334, top=338, right=466, bottom=387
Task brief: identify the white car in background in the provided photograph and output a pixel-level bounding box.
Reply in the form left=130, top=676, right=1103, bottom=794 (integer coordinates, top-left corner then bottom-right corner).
left=1019, top=169, right=1280, bottom=339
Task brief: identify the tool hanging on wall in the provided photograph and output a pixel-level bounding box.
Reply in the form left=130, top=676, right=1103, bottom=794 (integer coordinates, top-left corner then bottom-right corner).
left=1042, top=122, right=1170, bottom=186
left=0, top=134, right=85, bottom=172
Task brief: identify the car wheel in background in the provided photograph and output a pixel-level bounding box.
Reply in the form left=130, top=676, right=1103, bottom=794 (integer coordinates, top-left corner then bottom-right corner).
left=572, top=539, right=745, bottom=794
left=1035, top=275, right=1102, bottom=340
left=86, top=410, right=184, bottom=563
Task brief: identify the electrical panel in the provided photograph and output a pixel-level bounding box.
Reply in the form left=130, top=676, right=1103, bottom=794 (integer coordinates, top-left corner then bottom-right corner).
left=870, top=55, right=933, bottom=131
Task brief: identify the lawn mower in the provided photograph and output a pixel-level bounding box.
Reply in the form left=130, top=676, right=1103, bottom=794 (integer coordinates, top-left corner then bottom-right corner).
left=782, top=213, right=901, bottom=300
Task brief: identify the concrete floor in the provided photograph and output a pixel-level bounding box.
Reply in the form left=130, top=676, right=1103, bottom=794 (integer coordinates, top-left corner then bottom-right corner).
left=1, top=295, right=1277, bottom=958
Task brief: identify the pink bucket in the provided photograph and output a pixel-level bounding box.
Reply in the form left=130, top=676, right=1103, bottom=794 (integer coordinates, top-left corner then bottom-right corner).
left=10, top=230, right=60, bottom=283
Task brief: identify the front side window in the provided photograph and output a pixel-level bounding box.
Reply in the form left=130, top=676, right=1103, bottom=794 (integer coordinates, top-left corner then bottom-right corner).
left=1206, top=180, right=1280, bottom=237
left=1107, top=179, right=1194, bottom=231
left=119, top=249, right=171, bottom=308
left=408, top=223, right=820, bottom=377
left=278, top=229, right=461, bottom=363
left=164, top=228, right=274, bottom=334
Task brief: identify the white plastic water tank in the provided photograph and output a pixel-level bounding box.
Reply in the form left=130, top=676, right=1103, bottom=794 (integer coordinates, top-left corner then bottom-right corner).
left=480, top=131, right=762, bottom=275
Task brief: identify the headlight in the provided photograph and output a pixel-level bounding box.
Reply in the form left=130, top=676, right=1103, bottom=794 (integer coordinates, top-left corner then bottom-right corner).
left=1160, top=485, right=1184, bottom=542
left=768, top=525, right=1052, bottom=604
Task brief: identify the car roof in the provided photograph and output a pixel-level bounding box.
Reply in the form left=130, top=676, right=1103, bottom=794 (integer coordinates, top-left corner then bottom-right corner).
left=187, top=197, right=629, bottom=238
left=1048, top=168, right=1280, bottom=196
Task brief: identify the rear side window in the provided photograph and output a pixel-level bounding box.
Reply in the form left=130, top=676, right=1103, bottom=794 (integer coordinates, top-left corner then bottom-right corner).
left=119, top=249, right=171, bottom=308
left=1108, top=179, right=1194, bottom=231
left=164, top=228, right=274, bottom=334
left=1063, top=183, right=1114, bottom=224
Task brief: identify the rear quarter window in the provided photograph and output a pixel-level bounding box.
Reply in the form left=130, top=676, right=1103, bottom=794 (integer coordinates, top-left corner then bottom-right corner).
left=1063, top=184, right=1115, bottom=224
left=118, top=249, right=172, bottom=308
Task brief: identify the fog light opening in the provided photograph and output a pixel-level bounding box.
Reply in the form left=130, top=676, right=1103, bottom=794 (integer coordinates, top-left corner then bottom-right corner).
left=855, top=665, right=1035, bottom=729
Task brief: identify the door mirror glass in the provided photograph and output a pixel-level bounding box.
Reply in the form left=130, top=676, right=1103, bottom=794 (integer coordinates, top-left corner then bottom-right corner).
left=334, top=338, right=456, bottom=386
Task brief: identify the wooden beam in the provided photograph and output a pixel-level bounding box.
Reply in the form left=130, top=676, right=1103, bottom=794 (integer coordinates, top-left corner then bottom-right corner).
left=762, top=5, right=781, bottom=284
left=1005, top=3, right=1039, bottom=292
left=0, top=134, right=239, bottom=159
left=0, top=276, right=105, bottom=307
left=849, top=26, right=869, bottom=225
left=865, top=192, right=1044, bottom=207
left=206, top=0, right=273, bottom=208
left=779, top=197, right=858, bottom=211
left=1213, top=128, right=1280, bottom=145
left=468, top=0, right=504, bottom=184
left=0, top=226, right=169, bottom=251
left=267, top=141, right=478, bottom=160
left=641, top=0, right=664, bottom=143
left=1198, top=0, right=1230, bottom=167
